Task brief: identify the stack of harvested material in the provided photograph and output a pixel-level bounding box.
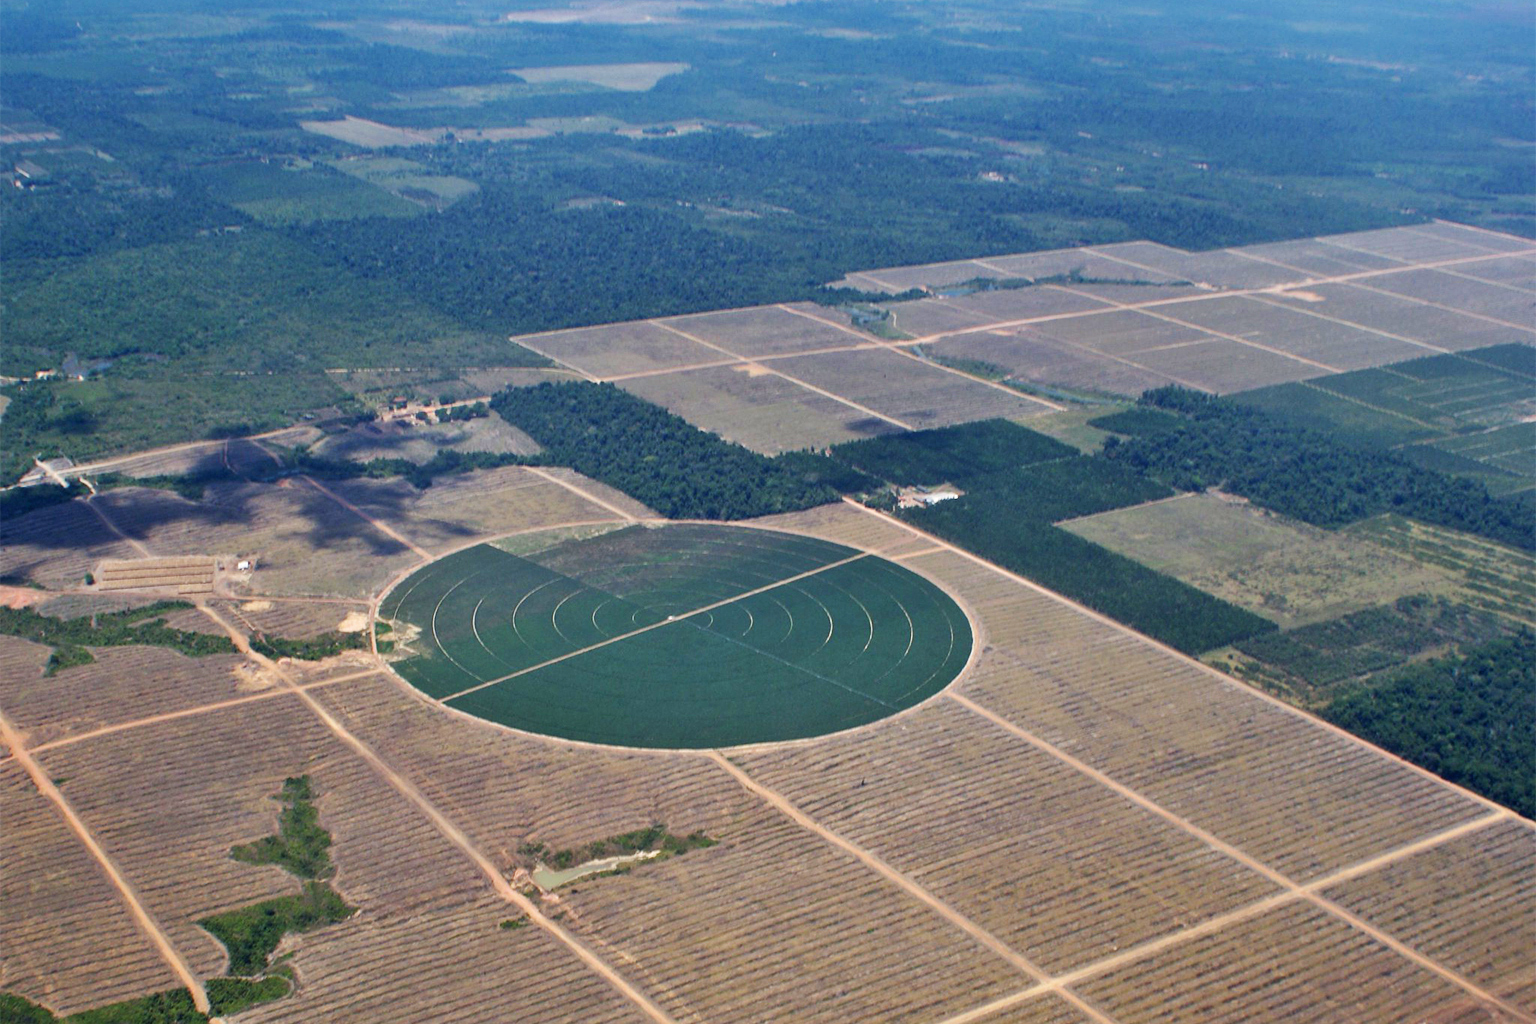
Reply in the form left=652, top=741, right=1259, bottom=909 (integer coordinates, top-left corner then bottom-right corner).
left=95, top=557, right=215, bottom=595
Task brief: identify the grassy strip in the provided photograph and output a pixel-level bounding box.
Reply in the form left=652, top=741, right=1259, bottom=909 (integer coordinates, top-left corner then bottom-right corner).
left=0, top=603, right=236, bottom=673
left=519, top=824, right=717, bottom=871
left=1323, top=631, right=1534, bottom=817
left=205, top=974, right=292, bottom=1017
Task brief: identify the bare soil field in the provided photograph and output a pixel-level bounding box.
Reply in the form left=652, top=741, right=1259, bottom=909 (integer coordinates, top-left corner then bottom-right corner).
left=1321, top=226, right=1505, bottom=264
left=1267, top=284, right=1533, bottom=351
left=900, top=547, right=1489, bottom=882
left=621, top=362, right=900, bottom=453
left=557, top=802, right=1024, bottom=1024
left=772, top=347, right=1053, bottom=429
left=972, top=997, right=1104, bottom=1024
left=920, top=286, right=1123, bottom=325
left=0, top=762, right=183, bottom=1015
left=1367, top=269, right=1536, bottom=324
left=310, top=416, right=540, bottom=465
left=979, top=249, right=1186, bottom=284
left=1108, top=337, right=1329, bottom=393
left=1062, top=494, right=1456, bottom=627
left=734, top=698, right=1278, bottom=975
left=1324, top=818, right=1536, bottom=1002
left=0, top=640, right=255, bottom=749
left=514, top=320, right=722, bottom=379
left=1089, top=242, right=1301, bottom=290
left=1025, top=310, right=1213, bottom=358
left=212, top=598, right=370, bottom=641
left=1149, top=296, right=1431, bottom=371
left=1410, top=222, right=1536, bottom=255
left=930, top=328, right=1180, bottom=396
left=1451, top=256, right=1536, bottom=291
left=661, top=304, right=868, bottom=357
left=89, top=483, right=420, bottom=599
left=887, top=296, right=1007, bottom=336
left=1075, top=901, right=1484, bottom=1023
left=849, top=258, right=1017, bottom=293
left=0, top=499, right=144, bottom=588
left=1233, top=237, right=1403, bottom=276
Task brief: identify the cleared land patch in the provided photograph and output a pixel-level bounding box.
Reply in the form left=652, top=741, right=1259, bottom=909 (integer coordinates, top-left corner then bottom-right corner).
left=1062, top=494, right=1456, bottom=628
left=380, top=523, right=972, bottom=747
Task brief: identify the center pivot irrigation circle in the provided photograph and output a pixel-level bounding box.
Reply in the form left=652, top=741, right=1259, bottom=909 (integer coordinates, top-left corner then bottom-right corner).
left=378, top=523, right=973, bottom=748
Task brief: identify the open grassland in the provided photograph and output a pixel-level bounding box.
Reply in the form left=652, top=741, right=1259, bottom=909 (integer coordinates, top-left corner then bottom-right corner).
left=198, top=161, right=422, bottom=225
left=0, top=763, right=183, bottom=1015
left=1062, top=494, right=1458, bottom=628
left=1348, top=514, right=1536, bottom=624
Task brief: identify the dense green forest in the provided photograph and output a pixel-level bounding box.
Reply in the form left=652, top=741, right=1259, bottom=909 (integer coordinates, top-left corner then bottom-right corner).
left=491, top=382, right=835, bottom=519
left=2, top=0, right=1532, bottom=470
left=1322, top=632, right=1535, bottom=818
left=0, top=990, right=210, bottom=1024
left=830, top=420, right=1076, bottom=490
left=1097, top=388, right=1535, bottom=551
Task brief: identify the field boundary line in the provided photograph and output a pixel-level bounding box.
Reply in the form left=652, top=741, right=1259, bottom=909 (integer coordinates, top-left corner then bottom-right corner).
left=935, top=809, right=1513, bottom=1024
left=522, top=465, right=644, bottom=523
left=501, top=334, right=601, bottom=380
left=75, top=498, right=681, bottom=1024
left=776, top=304, right=1066, bottom=412
left=1051, top=490, right=1195, bottom=527
left=650, top=319, right=917, bottom=430
left=298, top=475, right=433, bottom=560
left=840, top=498, right=1530, bottom=821
left=1344, top=280, right=1536, bottom=335
left=1295, top=380, right=1447, bottom=432
left=949, top=693, right=1533, bottom=1022
left=178, top=600, right=684, bottom=1024
left=703, top=752, right=1126, bottom=1024
left=1247, top=292, right=1452, bottom=354
left=27, top=670, right=382, bottom=754
left=1400, top=224, right=1522, bottom=259
left=438, top=551, right=871, bottom=702
left=1433, top=265, right=1536, bottom=297
left=1, top=710, right=211, bottom=1014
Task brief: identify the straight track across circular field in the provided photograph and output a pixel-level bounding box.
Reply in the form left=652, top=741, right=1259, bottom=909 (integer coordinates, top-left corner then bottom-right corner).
left=379, top=523, right=972, bottom=748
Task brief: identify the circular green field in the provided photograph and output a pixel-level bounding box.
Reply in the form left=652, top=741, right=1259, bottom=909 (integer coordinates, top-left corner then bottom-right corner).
left=379, top=523, right=972, bottom=748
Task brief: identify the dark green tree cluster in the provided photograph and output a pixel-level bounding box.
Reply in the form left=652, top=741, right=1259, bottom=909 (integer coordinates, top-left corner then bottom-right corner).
left=0, top=989, right=208, bottom=1024
left=195, top=775, right=354, bottom=1012
left=0, top=602, right=236, bottom=673
left=491, top=382, right=836, bottom=519
left=249, top=631, right=369, bottom=662
left=907, top=496, right=1275, bottom=655
left=519, top=824, right=716, bottom=872
left=1099, top=388, right=1535, bottom=551
left=830, top=419, right=1076, bottom=489
left=1323, top=632, right=1535, bottom=818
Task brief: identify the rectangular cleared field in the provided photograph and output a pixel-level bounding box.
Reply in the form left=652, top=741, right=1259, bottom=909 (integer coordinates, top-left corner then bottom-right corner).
left=1451, top=256, right=1536, bottom=291
left=772, top=347, right=1053, bottom=428
left=886, top=296, right=1007, bottom=336
left=1367, top=268, right=1536, bottom=324
left=1407, top=222, right=1536, bottom=255
left=931, top=327, right=1179, bottom=396
left=1127, top=337, right=1326, bottom=393
left=1323, top=818, right=1536, bottom=1006
left=978, top=249, right=1187, bottom=284
left=1075, top=900, right=1488, bottom=1023
left=856, top=258, right=1013, bottom=292
left=620, top=362, right=901, bottom=453
left=1230, top=237, right=1404, bottom=276
left=89, top=482, right=420, bottom=600
left=513, top=321, right=723, bottom=379
left=0, top=499, right=144, bottom=588
left=905, top=548, right=1489, bottom=881
left=556, top=803, right=1024, bottom=1024
left=662, top=304, right=871, bottom=357
left=318, top=466, right=632, bottom=555
left=1323, top=225, right=1512, bottom=263
left=0, top=762, right=182, bottom=1016
left=1269, top=284, right=1532, bottom=352
left=1150, top=296, right=1432, bottom=371
left=0, top=640, right=257, bottom=748
left=916, top=285, right=1121, bottom=324
left=1090, top=242, right=1303, bottom=289
left=734, top=699, right=1278, bottom=975
left=1061, top=493, right=1457, bottom=627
